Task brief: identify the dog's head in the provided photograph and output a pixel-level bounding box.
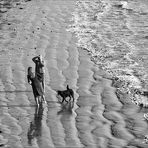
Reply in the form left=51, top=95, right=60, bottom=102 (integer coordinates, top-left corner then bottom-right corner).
left=57, top=90, right=62, bottom=96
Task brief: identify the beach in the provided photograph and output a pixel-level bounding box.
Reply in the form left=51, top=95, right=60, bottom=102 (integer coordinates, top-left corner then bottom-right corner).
left=0, top=0, right=148, bottom=148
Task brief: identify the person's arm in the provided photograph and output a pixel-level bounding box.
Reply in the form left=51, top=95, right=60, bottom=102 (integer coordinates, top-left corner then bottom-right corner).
left=40, top=61, right=44, bottom=67
left=27, top=75, right=32, bottom=85
left=38, top=55, right=44, bottom=67
left=32, top=56, right=40, bottom=63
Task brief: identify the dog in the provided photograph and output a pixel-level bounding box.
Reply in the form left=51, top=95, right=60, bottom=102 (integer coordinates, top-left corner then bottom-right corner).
left=57, top=85, right=74, bottom=103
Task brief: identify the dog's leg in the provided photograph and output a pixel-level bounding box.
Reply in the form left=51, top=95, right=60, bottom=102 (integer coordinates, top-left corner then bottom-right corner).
left=70, top=93, right=74, bottom=102
left=65, top=97, right=69, bottom=103
left=72, top=92, right=75, bottom=102
left=69, top=96, right=71, bottom=102
left=72, top=96, right=74, bottom=102
left=61, top=97, right=65, bottom=103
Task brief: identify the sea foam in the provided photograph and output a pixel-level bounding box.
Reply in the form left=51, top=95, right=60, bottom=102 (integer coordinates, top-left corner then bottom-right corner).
left=67, top=0, right=148, bottom=106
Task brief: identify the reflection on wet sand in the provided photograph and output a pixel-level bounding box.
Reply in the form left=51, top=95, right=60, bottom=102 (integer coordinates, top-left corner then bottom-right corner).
left=57, top=101, right=74, bottom=115
left=27, top=104, right=44, bottom=146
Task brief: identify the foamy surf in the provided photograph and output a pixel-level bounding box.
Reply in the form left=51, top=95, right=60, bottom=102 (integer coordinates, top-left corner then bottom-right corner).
left=67, top=0, right=148, bottom=106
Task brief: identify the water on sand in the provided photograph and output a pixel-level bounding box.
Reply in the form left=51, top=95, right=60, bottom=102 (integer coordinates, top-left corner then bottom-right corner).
left=68, top=0, right=148, bottom=100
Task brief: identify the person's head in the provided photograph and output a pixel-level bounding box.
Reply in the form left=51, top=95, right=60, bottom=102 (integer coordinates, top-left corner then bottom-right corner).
left=28, top=67, right=33, bottom=75
left=38, top=56, right=41, bottom=61
left=39, top=55, right=43, bottom=62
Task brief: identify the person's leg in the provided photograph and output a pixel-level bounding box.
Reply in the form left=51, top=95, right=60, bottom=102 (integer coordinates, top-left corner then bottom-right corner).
left=41, top=73, right=44, bottom=90
left=42, top=78, right=44, bottom=90
left=41, top=95, right=46, bottom=103
left=41, top=74, right=45, bottom=103
left=35, top=97, right=39, bottom=107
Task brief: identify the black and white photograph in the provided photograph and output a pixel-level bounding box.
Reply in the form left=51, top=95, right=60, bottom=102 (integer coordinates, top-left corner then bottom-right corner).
left=0, top=0, right=148, bottom=147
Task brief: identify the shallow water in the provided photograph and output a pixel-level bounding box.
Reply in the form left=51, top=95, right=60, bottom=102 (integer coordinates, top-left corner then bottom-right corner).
left=68, top=0, right=148, bottom=97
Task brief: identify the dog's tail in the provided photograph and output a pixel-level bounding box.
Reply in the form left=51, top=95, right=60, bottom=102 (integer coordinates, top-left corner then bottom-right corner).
left=67, top=85, right=74, bottom=101
left=67, top=85, right=69, bottom=90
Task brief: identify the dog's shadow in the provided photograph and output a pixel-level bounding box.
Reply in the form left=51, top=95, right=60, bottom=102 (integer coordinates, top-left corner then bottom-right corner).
left=57, top=101, right=74, bottom=115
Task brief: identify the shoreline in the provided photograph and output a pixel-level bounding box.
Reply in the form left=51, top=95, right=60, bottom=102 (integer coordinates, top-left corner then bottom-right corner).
left=68, top=0, right=148, bottom=108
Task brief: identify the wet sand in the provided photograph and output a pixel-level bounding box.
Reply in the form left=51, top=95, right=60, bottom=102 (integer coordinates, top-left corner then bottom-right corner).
left=0, top=0, right=148, bottom=148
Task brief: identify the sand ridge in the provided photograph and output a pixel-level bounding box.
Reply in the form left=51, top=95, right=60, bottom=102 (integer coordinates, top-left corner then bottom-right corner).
left=0, top=0, right=148, bottom=148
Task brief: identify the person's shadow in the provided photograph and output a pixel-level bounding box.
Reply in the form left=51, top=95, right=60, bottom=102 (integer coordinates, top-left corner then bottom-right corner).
left=27, top=104, right=44, bottom=145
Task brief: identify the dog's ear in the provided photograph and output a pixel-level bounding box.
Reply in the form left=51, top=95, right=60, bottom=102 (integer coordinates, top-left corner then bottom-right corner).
left=56, top=91, right=59, bottom=96
left=67, top=85, right=69, bottom=90
left=55, top=90, right=58, bottom=93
